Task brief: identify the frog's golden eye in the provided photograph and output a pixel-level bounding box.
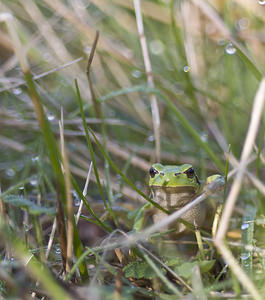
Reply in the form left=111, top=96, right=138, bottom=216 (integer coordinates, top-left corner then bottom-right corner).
left=149, top=167, right=158, bottom=178
left=184, top=167, right=195, bottom=178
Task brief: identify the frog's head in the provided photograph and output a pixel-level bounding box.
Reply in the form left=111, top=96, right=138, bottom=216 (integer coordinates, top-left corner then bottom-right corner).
left=148, top=163, right=200, bottom=191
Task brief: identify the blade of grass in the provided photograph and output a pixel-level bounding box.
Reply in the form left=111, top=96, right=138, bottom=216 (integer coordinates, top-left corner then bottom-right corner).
left=234, top=45, right=263, bottom=82
left=85, top=32, right=118, bottom=226
left=83, top=126, right=168, bottom=213
left=141, top=251, right=181, bottom=296
left=153, top=89, right=224, bottom=172
left=71, top=176, right=112, bottom=232
left=75, top=79, right=118, bottom=223
left=99, top=84, right=224, bottom=171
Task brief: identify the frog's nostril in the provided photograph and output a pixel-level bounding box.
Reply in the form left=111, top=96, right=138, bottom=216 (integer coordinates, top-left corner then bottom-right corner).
left=174, top=172, right=181, bottom=176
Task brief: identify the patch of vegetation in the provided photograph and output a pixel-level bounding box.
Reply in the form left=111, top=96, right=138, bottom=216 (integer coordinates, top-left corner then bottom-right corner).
left=0, top=0, right=265, bottom=299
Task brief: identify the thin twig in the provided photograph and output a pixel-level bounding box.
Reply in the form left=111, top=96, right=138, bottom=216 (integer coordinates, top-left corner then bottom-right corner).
left=215, top=79, right=265, bottom=241
left=86, top=30, right=101, bottom=118
left=214, top=79, right=265, bottom=300
left=133, top=0, right=161, bottom=162
left=0, top=57, right=83, bottom=93
left=59, top=108, right=74, bottom=274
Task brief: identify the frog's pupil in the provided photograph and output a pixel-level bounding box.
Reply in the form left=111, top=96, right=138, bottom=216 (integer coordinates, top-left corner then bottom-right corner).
left=185, top=167, right=194, bottom=178
left=149, top=167, right=158, bottom=178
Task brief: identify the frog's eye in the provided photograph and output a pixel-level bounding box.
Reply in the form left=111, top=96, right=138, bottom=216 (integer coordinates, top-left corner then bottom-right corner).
left=149, top=167, right=159, bottom=178
left=184, top=167, right=195, bottom=179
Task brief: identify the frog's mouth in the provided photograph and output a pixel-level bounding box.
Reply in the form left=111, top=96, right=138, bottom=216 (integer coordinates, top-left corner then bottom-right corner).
left=151, top=186, right=198, bottom=194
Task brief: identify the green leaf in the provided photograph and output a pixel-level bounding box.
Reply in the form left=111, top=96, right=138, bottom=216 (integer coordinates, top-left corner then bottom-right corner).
left=175, top=260, right=215, bottom=279
left=132, top=203, right=152, bottom=232
left=175, top=262, right=197, bottom=279
left=123, top=260, right=165, bottom=279
left=2, top=195, right=55, bottom=216
left=165, top=258, right=181, bottom=267
left=198, top=260, right=216, bottom=273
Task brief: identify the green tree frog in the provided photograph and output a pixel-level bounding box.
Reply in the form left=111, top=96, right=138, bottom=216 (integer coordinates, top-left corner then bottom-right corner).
left=149, top=163, right=222, bottom=234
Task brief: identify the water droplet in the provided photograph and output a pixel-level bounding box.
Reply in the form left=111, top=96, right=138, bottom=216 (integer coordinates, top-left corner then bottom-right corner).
left=241, top=223, right=249, bottom=230
left=258, top=0, right=265, bottom=5
left=8, top=256, right=15, bottom=262
left=5, top=168, right=15, bottom=178
left=237, top=18, right=249, bottom=30
left=55, top=246, right=61, bottom=255
left=183, top=66, right=191, bottom=73
left=32, top=156, right=39, bottom=162
left=47, top=112, right=55, bottom=122
left=147, top=135, right=154, bottom=142
left=135, top=181, right=142, bottom=189
left=84, top=46, right=91, bottom=54
left=131, top=70, right=142, bottom=78
left=24, top=223, right=31, bottom=232
left=241, top=252, right=250, bottom=260
left=30, top=177, right=38, bottom=187
left=18, top=186, right=24, bottom=196
left=12, top=88, right=22, bottom=95
left=150, top=40, right=164, bottom=55
left=225, top=43, right=236, bottom=55
left=72, top=190, right=81, bottom=207
left=200, top=133, right=208, bottom=142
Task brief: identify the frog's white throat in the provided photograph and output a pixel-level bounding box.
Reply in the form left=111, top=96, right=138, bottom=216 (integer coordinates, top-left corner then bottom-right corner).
left=151, top=186, right=198, bottom=210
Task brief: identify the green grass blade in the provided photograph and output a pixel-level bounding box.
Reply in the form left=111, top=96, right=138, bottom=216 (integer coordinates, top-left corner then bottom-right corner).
left=84, top=126, right=168, bottom=213
left=235, top=46, right=263, bottom=81
left=71, top=176, right=112, bottom=232
left=75, top=79, right=115, bottom=219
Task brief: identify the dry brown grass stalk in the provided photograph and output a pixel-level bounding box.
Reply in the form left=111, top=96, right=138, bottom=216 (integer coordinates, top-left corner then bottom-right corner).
left=133, top=0, right=161, bottom=162
left=214, top=78, right=265, bottom=300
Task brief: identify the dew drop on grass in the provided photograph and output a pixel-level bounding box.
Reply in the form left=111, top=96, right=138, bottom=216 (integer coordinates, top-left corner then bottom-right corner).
left=72, top=190, right=81, bottom=207
left=241, top=252, right=250, bottom=260
left=30, top=177, right=38, bottom=187
left=131, top=70, right=142, bottom=78
left=12, top=88, right=22, bottom=95
left=32, top=156, right=39, bottom=162
left=241, top=223, right=250, bottom=230
left=55, top=247, right=61, bottom=255
left=225, top=43, right=236, bottom=55
left=136, top=181, right=142, bottom=189
left=147, top=135, right=154, bottom=142
left=183, top=66, right=191, bottom=72
left=5, top=168, right=15, bottom=178
left=150, top=40, right=164, bottom=55
left=258, top=0, right=265, bottom=5
left=47, top=112, right=55, bottom=122
left=237, top=18, right=249, bottom=30
left=200, top=132, right=208, bottom=142
left=84, top=46, right=91, bottom=54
